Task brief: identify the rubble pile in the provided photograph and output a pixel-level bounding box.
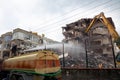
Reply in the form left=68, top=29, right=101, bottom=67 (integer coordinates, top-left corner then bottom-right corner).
left=64, top=53, right=86, bottom=68
left=88, top=53, right=114, bottom=68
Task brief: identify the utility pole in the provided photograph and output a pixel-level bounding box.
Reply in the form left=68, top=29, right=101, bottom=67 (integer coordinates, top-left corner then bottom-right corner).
left=85, top=39, right=88, bottom=68
left=110, top=35, right=116, bottom=68
left=62, top=43, right=65, bottom=67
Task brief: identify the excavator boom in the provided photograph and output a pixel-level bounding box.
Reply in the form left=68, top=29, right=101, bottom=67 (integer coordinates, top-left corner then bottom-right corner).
left=85, top=12, right=120, bottom=48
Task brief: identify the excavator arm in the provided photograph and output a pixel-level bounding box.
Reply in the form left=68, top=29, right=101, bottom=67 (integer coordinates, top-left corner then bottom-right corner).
left=85, top=13, right=101, bottom=33
left=85, top=12, right=120, bottom=48
left=99, top=12, right=119, bottom=40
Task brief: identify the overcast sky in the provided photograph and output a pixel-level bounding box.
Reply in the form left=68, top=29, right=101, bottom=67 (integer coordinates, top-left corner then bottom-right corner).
left=0, top=0, right=120, bottom=42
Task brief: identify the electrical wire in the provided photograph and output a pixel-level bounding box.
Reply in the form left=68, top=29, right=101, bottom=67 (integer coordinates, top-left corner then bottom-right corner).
left=32, top=0, right=97, bottom=31
left=32, top=0, right=112, bottom=31
left=33, top=2, right=119, bottom=31
left=33, top=0, right=115, bottom=32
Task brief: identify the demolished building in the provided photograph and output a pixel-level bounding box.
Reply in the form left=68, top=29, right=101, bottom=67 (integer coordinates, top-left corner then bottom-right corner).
left=0, top=28, right=60, bottom=59
left=62, top=18, right=116, bottom=68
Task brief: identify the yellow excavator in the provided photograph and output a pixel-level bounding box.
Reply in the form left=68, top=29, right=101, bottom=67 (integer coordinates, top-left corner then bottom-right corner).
left=85, top=12, right=120, bottom=67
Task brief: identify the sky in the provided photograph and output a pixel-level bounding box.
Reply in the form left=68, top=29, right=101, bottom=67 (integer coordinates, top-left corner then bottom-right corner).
left=0, top=0, right=120, bottom=42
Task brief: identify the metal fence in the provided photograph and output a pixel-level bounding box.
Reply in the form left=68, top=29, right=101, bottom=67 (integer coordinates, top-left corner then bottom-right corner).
left=62, top=68, right=120, bottom=80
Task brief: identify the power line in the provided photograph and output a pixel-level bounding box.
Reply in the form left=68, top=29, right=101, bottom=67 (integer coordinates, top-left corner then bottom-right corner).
left=32, top=0, right=97, bottom=31
left=34, top=0, right=118, bottom=33
left=33, top=0, right=111, bottom=31
left=33, top=0, right=113, bottom=32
